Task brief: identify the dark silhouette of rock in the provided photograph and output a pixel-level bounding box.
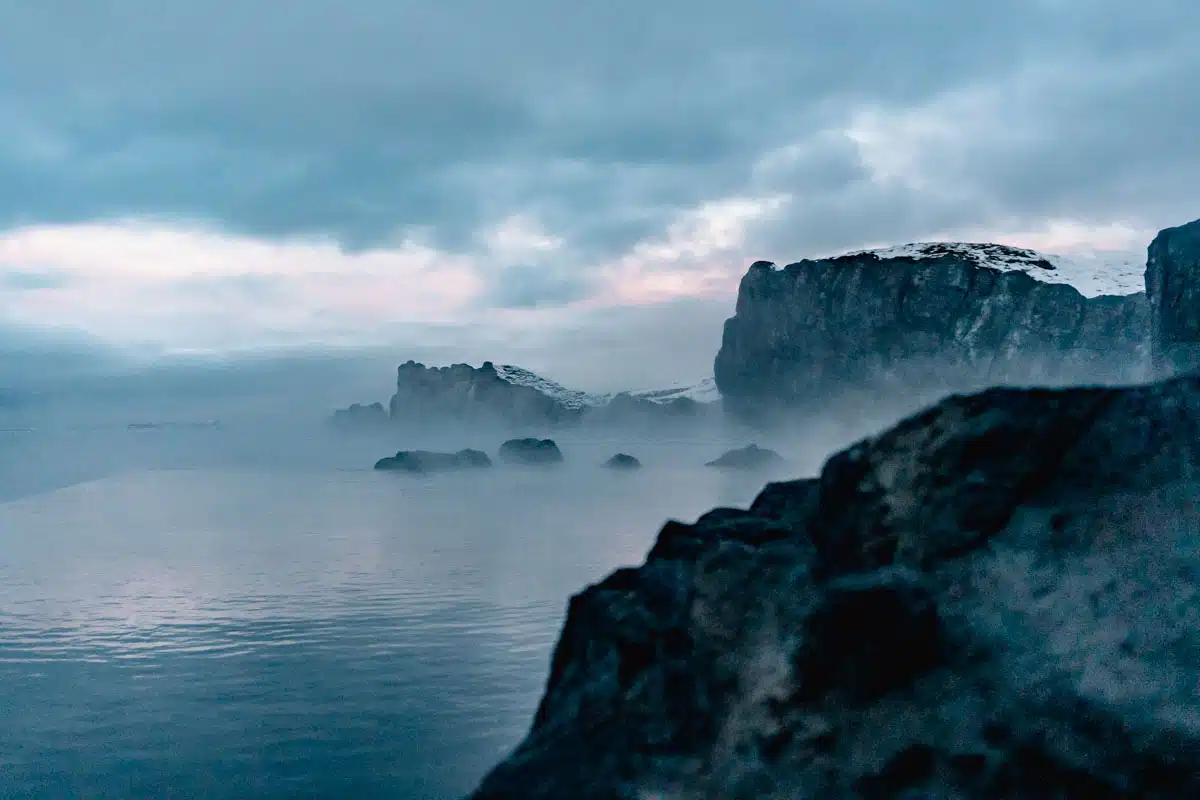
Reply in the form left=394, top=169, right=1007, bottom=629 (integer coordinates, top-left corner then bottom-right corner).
left=330, top=401, right=388, bottom=428
left=705, top=443, right=784, bottom=470
left=714, top=244, right=1149, bottom=423
left=603, top=453, right=641, bottom=470
left=373, top=448, right=492, bottom=473
left=498, top=437, right=564, bottom=464
left=469, top=373, right=1200, bottom=799
left=1147, top=217, right=1200, bottom=376
left=390, top=361, right=586, bottom=427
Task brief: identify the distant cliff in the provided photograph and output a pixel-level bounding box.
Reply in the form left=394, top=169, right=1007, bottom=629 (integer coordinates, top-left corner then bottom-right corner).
left=380, top=360, right=718, bottom=429
left=714, top=242, right=1150, bottom=422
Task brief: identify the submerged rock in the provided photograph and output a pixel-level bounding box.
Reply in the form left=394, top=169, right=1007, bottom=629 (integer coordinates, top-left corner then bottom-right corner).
left=705, top=444, right=784, bottom=470
left=373, top=448, right=492, bottom=473
left=470, top=373, right=1200, bottom=799
left=603, top=453, right=642, bottom=470
left=498, top=437, right=564, bottom=465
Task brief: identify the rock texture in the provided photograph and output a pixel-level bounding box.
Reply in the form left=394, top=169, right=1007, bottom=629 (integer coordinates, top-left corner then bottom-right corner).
left=1146, top=218, right=1200, bottom=376
left=470, top=374, right=1200, bottom=799
left=714, top=244, right=1150, bottom=423
left=373, top=448, right=492, bottom=472
left=705, top=443, right=785, bottom=471
left=499, top=438, right=564, bottom=465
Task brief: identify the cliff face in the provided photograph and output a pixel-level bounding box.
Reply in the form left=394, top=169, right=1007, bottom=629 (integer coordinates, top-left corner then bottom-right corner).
left=714, top=243, right=1149, bottom=422
left=471, top=374, right=1200, bottom=799
left=389, top=360, right=583, bottom=427
left=1146, top=217, right=1200, bottom=376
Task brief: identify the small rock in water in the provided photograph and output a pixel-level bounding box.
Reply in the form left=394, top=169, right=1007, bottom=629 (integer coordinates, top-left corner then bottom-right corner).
left=603, top=453, right=641, bottom=470
left=498, top=437, right=564, bottom=464
left=705, top=443, right=784, bottom=469
left=373, top=448, right=492, bottom=472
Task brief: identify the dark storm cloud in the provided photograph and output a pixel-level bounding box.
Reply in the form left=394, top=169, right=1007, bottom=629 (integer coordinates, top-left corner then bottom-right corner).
left=0, top=0, right=1089, bottom=260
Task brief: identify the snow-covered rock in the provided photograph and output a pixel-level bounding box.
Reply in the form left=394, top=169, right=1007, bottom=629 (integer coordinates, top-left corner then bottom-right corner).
left=715, top=242, right=1151, bottom=423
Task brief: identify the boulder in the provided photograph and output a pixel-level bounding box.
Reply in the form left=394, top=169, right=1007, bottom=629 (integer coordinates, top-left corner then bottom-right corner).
left=603, top=453, right=642, bottom=470
left=470, top=373, right=1200, bottom=799
left=373, top=448, right=492, bottom=473
left=498, top=437, right=564, bottom=465
left=705, top=443, right=785, bottom=470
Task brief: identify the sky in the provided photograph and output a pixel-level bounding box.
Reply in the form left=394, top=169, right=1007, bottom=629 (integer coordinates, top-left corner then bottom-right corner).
left=2, top=0, right=1199, bottom=392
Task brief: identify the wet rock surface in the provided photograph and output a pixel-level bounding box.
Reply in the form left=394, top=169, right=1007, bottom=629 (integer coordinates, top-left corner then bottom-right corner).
left=1147, top=217, right=1200, bottom=376
left=469, top=374, right=1200, bottom=799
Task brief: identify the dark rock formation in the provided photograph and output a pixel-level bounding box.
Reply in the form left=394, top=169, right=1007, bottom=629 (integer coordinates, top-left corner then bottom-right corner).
left=714, top=244, right=1149, bottom=423
left=373, top=448, right=492, bottom=473
left=705, top=443, right=785, bottom=470
left=390, top=361, right=583, bottom=427
left=498, top=438, right=564, bottom=465
left=470, top=373, right=1200, bottom=799
left=1146, top=218, right=1200, bottom=376
left=603, top=453, right=642, bottom=470
left=331, top=401, right=388, bottom=428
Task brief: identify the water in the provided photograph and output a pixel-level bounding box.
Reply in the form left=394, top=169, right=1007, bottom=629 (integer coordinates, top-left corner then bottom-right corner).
left=0, top=426, right=802, bottom=798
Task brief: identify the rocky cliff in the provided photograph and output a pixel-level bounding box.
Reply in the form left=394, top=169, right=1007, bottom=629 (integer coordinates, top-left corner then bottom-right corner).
left=1147, top=217, right=1200, bottom=376
left=470, top=373, right=1200, bottom=799
left=714, top=242, right=1150, bottom=423
left=388, top=360, right=584, bottom=427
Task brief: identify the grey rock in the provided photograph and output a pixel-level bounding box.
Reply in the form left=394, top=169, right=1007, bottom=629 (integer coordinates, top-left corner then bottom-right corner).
left=705, top=444, right=785, bottom=470
left=498, top=437, right=564, bottom=465
left=714, top=246, right=1149, bottom=423
left=603, top=453, right=642, bottom=470
left=373, top=448, right=492, bottom=473
left=469, top=373, right=1200, bottom=799
left=390, top=361, right=582, bottom=428
left=330, top=401, right=388, bottom=428
left=1146, top=217, right=1200, bottom=376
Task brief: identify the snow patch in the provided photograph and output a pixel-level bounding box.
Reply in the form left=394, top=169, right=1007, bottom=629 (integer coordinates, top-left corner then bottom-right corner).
left=842, top=242, right=1144, bottom=298
left=493, top=365, right=720, bottom=409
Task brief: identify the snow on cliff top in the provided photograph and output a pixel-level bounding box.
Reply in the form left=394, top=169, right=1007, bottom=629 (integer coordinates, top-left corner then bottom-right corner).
left=835, top=242, right=1144, bottom=298
left=494, top=364, right=718, bottom=408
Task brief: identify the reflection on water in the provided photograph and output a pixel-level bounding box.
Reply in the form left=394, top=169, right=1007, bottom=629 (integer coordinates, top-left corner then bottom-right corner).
left=0, top=443, right=784, bottom=799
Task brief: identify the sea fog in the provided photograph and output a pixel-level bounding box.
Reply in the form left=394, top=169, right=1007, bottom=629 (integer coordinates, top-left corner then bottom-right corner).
left=0, top=353, right=905, bottom=799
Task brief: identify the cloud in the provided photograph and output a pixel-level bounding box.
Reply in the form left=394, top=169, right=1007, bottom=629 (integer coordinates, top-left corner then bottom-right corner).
left=1, top=0, right=1198, bottom=385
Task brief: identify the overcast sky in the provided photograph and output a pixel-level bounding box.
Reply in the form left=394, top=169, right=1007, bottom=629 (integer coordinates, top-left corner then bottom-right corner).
left=2, top=0, right=1199, bottom=391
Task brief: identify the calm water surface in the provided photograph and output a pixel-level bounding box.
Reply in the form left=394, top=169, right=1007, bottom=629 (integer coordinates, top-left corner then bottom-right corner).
left=0, top=430, right=792, bottom=798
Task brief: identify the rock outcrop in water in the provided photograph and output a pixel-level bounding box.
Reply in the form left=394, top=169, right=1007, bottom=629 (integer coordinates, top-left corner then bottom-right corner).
left=373, top=448, right=492, bottom=473
left=603, top=453, right=642, bottom=470
left=714, top=242, right=1150, bottom=423
left=470, top=373, right=1200, bottom=799
left=1147, top=218, right=1200, bottom=377
left=705, top=443, right=785, bottom=471
left=499, top=438, right=564, bottom=465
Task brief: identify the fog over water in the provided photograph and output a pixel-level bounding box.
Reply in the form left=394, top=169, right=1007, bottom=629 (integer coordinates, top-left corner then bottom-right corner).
left=0, top=353, right=903, bottom=798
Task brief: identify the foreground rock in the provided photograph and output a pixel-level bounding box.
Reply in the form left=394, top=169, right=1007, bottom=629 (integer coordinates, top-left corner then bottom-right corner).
left=373, top=448, right=491, bottom=473
left=603, top=453, right=642, bottom=470
left=499, top=438, right=564, bottom=465
left=705, top=443, right=784, bottom=470
left=1147, top=217, right=1200, bottom=376
left=714, top=243, right=1150, bottom=423
left=470, top=374, right=1200, bottom=799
